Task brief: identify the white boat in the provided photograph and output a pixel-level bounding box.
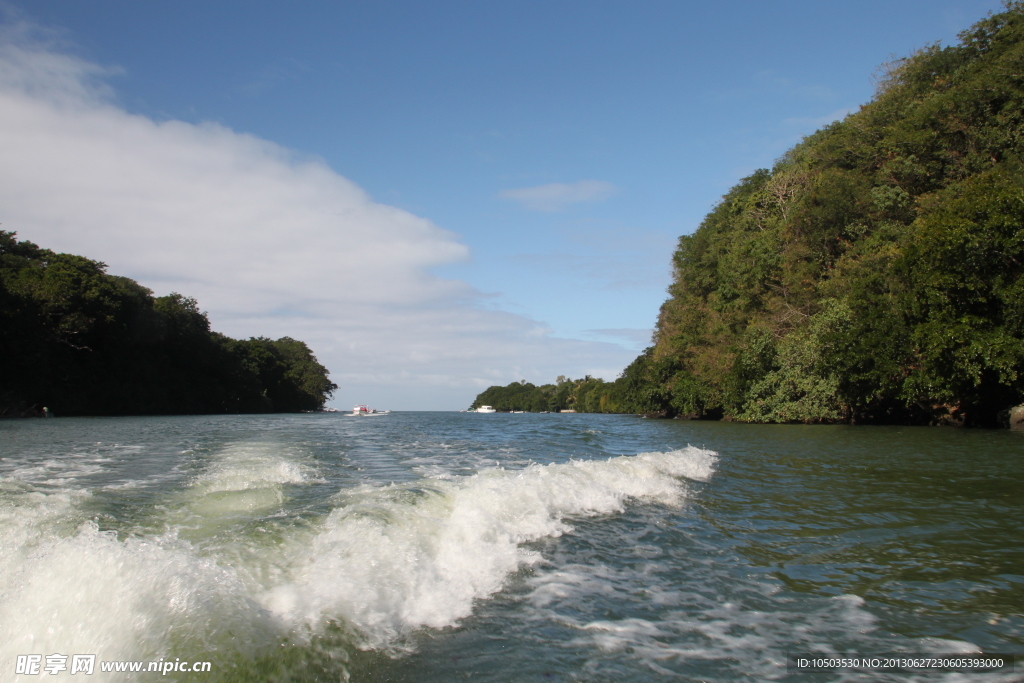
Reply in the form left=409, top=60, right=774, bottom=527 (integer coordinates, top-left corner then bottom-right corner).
left=475, top=405, right=497, bottom=413
left=348, top=404, right=390, bottom=416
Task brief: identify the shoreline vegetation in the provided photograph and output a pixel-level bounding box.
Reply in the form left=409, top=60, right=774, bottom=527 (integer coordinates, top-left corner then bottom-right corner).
left=474, top=4, right=1024, bottom=428
left=0, top=231, right=336, bottom=417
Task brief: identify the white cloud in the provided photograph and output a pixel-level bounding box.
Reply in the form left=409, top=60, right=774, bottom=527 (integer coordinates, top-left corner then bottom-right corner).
left=498, top=180, right=617, bottom=212
left=511, top=225, right=675, bottom=291
left=585, top=329, right=653, bottom=350
left=0, top=33, right=637, bottom=409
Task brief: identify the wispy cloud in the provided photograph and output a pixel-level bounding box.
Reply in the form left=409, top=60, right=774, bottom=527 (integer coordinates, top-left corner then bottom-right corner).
left=511, top=225, right=675, bottom=291
left=585, top=328, right=653, bottom=349
left=499, top=180, right=617, bottom=212
left=0, top=31, right=636, bottom=409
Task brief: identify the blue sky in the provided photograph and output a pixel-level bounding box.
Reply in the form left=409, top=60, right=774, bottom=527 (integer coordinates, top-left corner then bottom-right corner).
left=0, top=0, right=1006, bottom=409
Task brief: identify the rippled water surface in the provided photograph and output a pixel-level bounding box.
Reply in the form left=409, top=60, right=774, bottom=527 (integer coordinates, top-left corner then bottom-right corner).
left=1, top=413, right=1021, bottom=681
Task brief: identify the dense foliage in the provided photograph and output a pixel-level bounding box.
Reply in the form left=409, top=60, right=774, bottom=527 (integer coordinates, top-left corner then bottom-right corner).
left=476, top=4, right=1024, bottom=426
left=470, top=375, right=624, bottom=413
left=0, top=232, right=337, bottom=416
left=646, top=3, right=1024, bottom=426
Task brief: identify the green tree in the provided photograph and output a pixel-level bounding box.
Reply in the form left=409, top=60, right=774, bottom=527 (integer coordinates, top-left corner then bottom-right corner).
left=0, top=232, right=336, bottom=416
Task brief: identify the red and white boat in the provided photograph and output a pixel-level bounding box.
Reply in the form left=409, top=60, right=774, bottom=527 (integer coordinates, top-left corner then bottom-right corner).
left=348, top=404, right=390, bottom=416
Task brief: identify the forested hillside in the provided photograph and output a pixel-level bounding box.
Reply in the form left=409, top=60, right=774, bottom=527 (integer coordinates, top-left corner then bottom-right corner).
left=475, top=4, right=1024, bottom=426
left=0, top=232, right=337, bottom=416
left=470, top=376, right=620, bottom=413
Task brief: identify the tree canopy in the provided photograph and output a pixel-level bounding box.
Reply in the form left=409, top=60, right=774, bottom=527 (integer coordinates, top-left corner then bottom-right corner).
left=647, top=3, right=1024, bottom=426
left=475, top=3, right=1024, bottom=426
left=0, top=232, right=336, bottom=416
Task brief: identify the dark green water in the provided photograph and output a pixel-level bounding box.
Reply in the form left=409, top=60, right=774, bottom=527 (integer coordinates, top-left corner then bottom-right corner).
left=0, top=413, right=1020, bottom=681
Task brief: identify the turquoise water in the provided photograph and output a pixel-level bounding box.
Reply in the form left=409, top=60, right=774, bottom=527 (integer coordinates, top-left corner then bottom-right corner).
left=1, top=413, right=1021, bottom=681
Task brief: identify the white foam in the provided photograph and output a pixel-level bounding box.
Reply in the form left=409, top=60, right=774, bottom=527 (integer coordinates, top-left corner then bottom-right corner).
left=170, top=443, right=317, bottom=530
left=0, top=448, right=297, bottom=676
left=525, top=564, right=1008, bottom=682
left=537, top=577, right=883, bottom=679
left=191, top=443, right=314, bottom=494
left=0, top=522, right=281, bottom=675
left=262, top=447, right=717, bottom=648
left=0, top=446, right=717, bottom=671
left=0, top=483, right=90, bottom=560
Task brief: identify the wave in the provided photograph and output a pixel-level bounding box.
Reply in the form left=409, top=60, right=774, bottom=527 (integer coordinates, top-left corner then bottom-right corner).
left=173, top=442, right=316, bottom=526
left=264, top=447, right=717, bottom=647
left=0, top=446, right=717, bottom=676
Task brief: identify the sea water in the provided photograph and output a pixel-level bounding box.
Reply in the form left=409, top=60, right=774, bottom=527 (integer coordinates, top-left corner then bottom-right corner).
left=0, top=412, right=1021, bottom=681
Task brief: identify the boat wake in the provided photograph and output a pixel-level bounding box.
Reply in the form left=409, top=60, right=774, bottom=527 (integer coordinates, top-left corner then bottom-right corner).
left=0, top=446, right=717, bottom=676
left=264, top=447, right=717, bottom=648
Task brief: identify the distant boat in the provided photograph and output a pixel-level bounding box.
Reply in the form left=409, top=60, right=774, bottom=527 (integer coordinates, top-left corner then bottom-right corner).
left=475, top=405, right=497, bottom=413
left=348, top=404, right=390, bottom=416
